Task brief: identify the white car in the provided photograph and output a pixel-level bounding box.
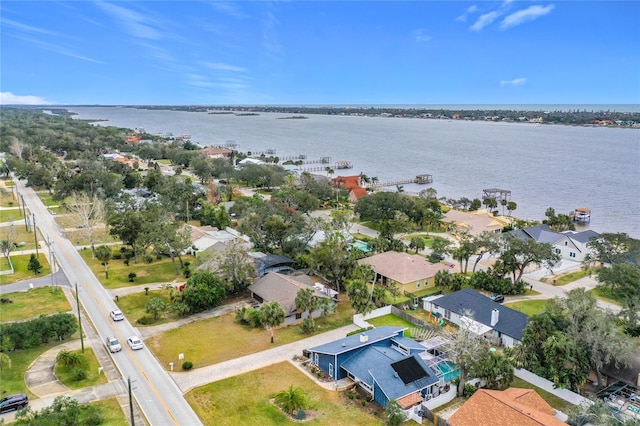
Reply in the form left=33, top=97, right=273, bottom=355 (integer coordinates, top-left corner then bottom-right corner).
left=106, top=336, right=122, bottom=353
left=109, top=309, right=125, bottom=321
left=127, top=336, right=143, bottom=350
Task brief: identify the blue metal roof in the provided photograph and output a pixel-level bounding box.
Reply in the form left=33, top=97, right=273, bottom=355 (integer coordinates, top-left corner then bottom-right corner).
left=431, top=289, right=529, bottom=341
left=307, top=326, right=406, bottom=355
left=391, top=336, right=426, bottom=351
left=369, top=354, right=439, bottom=400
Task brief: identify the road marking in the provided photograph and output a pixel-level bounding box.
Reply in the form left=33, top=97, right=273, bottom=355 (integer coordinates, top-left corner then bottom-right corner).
left=81, top=281, right=179, bottom=425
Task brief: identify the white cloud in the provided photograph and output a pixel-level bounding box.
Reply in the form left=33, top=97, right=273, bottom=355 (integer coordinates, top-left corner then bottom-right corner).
left=96, top=2, right=162, bottom=40
left=210, top=2, right=247, bottom=19
left=456, top=5, right=478, bottom=22
left=500, top=5, right=555, bottom=30
left=470, top=11, right=501, bottom=31
left=412, top=29, right=431, bottom=42
left=203, top=62, right=248, bottom=73
left=0, top=92, right=52, bottom=105
left=500, top=78, right=527, bottom=86
left=1, top=18, right=63, bottom=37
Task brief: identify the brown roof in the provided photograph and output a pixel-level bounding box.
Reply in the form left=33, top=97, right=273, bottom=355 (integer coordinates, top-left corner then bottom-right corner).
left=349, top=187, right=368, bottom=200
left=248, top=272, right=328, bottom=316
left=445, top=209, right=509, bottom=235
left=357, top=251, right=450, bottom=284
left=396, top=392, right=423, bottom=409
left=333, top=175, right=362, bottom=190
left=201, top=146, right=232, bottom=157
left=448, top=388, right=564, bottom=426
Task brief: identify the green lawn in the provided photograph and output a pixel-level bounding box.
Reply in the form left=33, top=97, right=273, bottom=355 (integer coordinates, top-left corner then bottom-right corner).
left=79, top=249, right=187, bottom=289
left=553, top=269, right=595, bottom=286
left=116, top=289, right=174, bottom=325
left=589, top=287, right=622, bottom=306
left=0, top=207, right=23, bottom=222
left=63, top=228, right=119, bottom=246
left=147, top=297, right=355, bottom=369
left=1, top=224, right=38, bottom=251
left=510, top=377, right=575, bottom=413
left=36, top=191, right=63, bottom=207
left=186, top=361, right=382, bottom=426
left=54, top=348, right=108, bottom=390
left=0, top=287, right=71, bottom=321
left=90, top=397, right=129, bottom=425
left=0, top=343, right=59, bottom=399
left=1, top=253, right=51, bottom=285
left=503, top=299, right=549, bottom=316
left=0, top=189, right=19, bottom=208
left=366, top=314, right=416, bottom=336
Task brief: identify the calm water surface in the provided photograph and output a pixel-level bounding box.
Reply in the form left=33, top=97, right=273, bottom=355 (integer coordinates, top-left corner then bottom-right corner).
left=69, top=107, right=640, bottom=238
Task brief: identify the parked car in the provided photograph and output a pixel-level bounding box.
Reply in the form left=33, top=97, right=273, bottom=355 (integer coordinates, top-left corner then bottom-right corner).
left=0, top=394, right=28, bottom=413
left=127, top=336, right=143, bottom=350
left=109, top=309, right=125, bottom=321
left=106, top=336, right=122, bottom=353
left=489, top=294, right=505, bottom=303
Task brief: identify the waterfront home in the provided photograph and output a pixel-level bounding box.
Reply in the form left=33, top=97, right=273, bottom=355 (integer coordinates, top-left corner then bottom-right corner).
left=424, top=289, right=528, bottom=347
left=444, top=209, right=511, bottom=236
left=508, top=224, right=600, bottom=262
left=358, top=251, right=450, bottom=295
left=248, top=272, right=333, bottom=324
left=201, top=146, right=232, bottom=159
left=305, top=326, right=441, bottom=410
left=448, top=388, right=565, bottom=426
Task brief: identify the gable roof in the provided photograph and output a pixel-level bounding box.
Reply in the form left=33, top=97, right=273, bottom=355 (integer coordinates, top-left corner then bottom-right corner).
left=448, top=388, right=564, bottom=426
left=349, top=187, right=368, bottom=201
left=358, top=252, right=450, bottom=285
left=308, top=326, right=405, bottom=356
left=431, top=289, right=528, bottom=341
left=444, top=209, right=509, bottom=235
left=201, top=146, right=232, bottom=157
left=369, top=354, right=439, bottom=404
left=248, top=272, right=327, bottom=316
left=561, top=229, right=600, bottom=244
left=332, top=175, right=362, bottom=190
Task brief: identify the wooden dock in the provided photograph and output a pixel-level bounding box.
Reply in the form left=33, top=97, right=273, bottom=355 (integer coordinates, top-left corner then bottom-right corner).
left=372, top=174, right=433, bottom=189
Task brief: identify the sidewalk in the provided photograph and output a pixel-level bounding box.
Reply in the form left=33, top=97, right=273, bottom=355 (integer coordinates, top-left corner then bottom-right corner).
left=171, top=323, right=359, bottom=393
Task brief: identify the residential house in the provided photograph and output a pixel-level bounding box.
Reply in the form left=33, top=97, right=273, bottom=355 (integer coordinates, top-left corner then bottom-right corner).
left=188, top=225, right=250, bottom=256
left=424, top=289, right=528, bottom=347
left=508, top=224, right=600, bottom=262
left=444, top=209, right=511, bottom=236
left=201, top=146, right=232, bottom=159
left=358, top=251, right=451, bottom=295
left=306, top=326, right=441, bottom=409
left=248, top=272, right=333, bottom=324
left=254, top=254, right=296, bottom=277
left=332, top=175, right=368, bottom=202
left=448, top=388, right=565, bottom=426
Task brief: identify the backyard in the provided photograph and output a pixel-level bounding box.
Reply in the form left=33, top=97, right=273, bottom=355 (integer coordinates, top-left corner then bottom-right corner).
left=146, top=295, right=356, bottom=369
left=185, top=361, right=382, bottom=426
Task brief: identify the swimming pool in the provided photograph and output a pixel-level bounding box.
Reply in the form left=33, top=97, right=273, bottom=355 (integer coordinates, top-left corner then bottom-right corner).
left=434, top=361, right=460, bottom=383
left=352, top=240, right=370, bottom=252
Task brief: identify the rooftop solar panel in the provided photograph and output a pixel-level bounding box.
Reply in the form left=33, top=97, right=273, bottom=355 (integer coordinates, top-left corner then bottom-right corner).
left=391, top=357, right=427, bottom=385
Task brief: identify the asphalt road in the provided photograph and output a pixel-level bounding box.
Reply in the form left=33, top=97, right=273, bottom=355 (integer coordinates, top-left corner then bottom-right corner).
left=15, top=178, right=202, bottom=426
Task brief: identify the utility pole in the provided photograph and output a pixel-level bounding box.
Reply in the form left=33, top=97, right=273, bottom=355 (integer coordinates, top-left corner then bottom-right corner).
left=32, top=214, right=38, bottom=257
left=128, top=377, right=135, bottom=426
left=48, top=235, right=55, bottom=292
left=75, top=282, right=84, bottom=353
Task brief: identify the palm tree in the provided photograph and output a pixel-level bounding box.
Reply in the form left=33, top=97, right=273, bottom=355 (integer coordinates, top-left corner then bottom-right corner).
left=94, top=245, right=112, bottom=279
left=501, top=198, right=507, bottom=216
left=260, top=301, right=285, bottom=343
left=507, top=201, right=517, bottom=217
left=274, top=385, right=307, bottom=415
left=370, top=176, right=379, bottom=191
left=295, top=288, right=319, bottom=328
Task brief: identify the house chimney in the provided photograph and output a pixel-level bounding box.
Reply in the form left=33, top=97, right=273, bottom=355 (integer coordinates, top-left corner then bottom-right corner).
left=359, top=334, right=366, bottom=343
left=491, top=309, right=499, bottom=327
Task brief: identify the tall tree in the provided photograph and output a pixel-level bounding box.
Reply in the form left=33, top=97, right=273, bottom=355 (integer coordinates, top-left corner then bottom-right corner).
left=498, top=236, right=561, bottom=284
left=308, top=233, right=355, bottom=293
left=65, top=192, right=106, bottom=258
left=346, top=278, right=375, bottom=314
left=595, top=262, right=640, bottom=328
left=94, top=245, right=112, bottom=279
left=260, top=301, right=285, bottom=343
left=445, top=312, right=488, bottom=396
left=294, top=288, right=320, bottom=328
left=212, top=241, right=256, bottom=294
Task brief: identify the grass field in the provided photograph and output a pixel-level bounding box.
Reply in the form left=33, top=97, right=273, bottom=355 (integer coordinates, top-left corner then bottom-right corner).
left=35, top=191, right=63, bottom=207
left=116, top=288, right=174, bottom=325
left=63, top=228, right=119, bottom=246
left=0, top=287, right=71, bottom=321
left=0, top=343, right=59, bottom=399
left=147, top=297, right=355, bottom=369
left=503, top=299, right=549, bottom=316
left=589, top=287, right=622, bottom=306
left=78, top=249, right=186, bottom=289
left=552, top=268, right=595, bottom=286
left=54, top=348, right=108, bottom=390
left=0, top=207, right=23, bottom=222
left=90, top=397, right=129, bottom=425
left=185, top=361, right=382, bottom=426
left=1, top=253, right=51, bottom=285
left=0, top=189, right=19, bottom=208
left=366, top=314, right=415, bottom=335
left=1, top=225, right=38, bottom=251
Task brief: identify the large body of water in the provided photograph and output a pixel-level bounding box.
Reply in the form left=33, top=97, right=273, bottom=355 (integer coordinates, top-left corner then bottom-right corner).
left=68, top=106, right=640, bottom=238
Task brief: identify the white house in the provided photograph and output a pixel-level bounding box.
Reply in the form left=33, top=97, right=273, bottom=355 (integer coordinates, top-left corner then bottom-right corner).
left=509, top=225, right=600, bottom=262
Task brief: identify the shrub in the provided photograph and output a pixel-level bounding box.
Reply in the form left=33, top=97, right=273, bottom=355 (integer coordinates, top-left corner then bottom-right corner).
left=136, top=315, right=155, bottom=325
left=182, top=361, right=193, bottom=370
left=463, top=384, right=478, bottom=398
left=72, top=367, right=87, bottom=381
left=128, top=272, right=137, bottom=282
left=300, top=318, right=314, bottom=334
left=144, top=255, right=154, bottom=264
left=361, top=400, right=366, bottom=406
left=295, top=410, right=306, bottom=420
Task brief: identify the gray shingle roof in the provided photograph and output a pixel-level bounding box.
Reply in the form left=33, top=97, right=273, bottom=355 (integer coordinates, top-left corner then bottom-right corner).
left=562, top=229, right=600, bottom=244
left=369, top=354, right=439, bottom=400
left=431, top=289, right=529, bottom=341
left=248, top=272, right=327, bottom=316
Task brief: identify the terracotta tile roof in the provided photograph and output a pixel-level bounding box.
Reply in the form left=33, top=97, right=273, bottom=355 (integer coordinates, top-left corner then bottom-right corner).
left=349, top=187, right=368, bottom=200
left=201, top=146, right=232, bottom=157
left=333, top=175, right=362, bottom=190
left=448, top=388, right=565, bottom=426
left=396, top=392, right=423, bottom=409
left=357, top=251, right=450, bottom=284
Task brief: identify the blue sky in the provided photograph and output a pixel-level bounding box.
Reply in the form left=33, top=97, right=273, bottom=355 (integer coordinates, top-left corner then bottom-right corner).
left=1, top=1, right=639, bottom=105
